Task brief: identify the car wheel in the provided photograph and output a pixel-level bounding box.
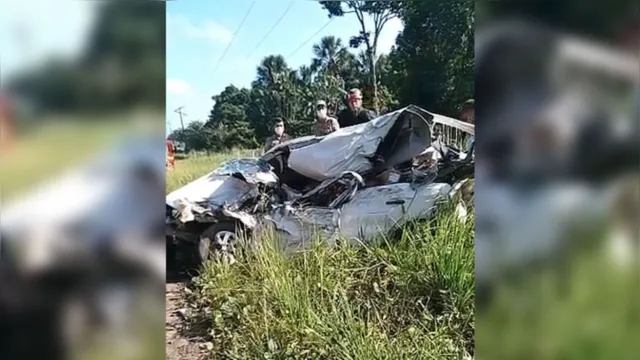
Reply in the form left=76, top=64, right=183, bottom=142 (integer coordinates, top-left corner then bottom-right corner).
left=198, top=222, right=240, bottom=265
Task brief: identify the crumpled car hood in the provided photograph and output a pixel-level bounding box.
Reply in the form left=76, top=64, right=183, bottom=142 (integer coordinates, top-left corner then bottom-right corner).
left=165, top=158, right=278, bottom=210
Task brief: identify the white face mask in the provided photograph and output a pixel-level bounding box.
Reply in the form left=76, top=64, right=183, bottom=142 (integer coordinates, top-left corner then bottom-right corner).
left=275, top=126, right=284, bottom=136
left=316, top=108, right=327, bottom=119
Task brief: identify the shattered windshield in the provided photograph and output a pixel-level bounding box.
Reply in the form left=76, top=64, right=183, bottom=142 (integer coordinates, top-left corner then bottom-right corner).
left=212, top=158, right=267, bottom=175
left=212, top=158, right=276, bottom=186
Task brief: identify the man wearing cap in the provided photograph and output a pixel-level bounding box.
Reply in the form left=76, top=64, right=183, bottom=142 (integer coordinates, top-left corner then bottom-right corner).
left=313, top=100, right=340, bottom=136
left=337, top=88, right=376, bottom=128
left=264, top=117, right=290, bottom=153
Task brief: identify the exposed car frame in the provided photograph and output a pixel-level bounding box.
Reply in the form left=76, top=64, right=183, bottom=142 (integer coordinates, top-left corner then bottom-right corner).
left=165, top=105, right=475, bottom=263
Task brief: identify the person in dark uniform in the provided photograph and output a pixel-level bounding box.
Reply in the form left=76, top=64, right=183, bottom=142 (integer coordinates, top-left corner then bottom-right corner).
left=263, top=118, right=290, bottom=153
left=336, top=88, right=376, bottom=128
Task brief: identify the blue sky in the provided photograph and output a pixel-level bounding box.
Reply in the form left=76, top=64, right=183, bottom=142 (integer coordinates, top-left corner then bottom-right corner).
left=166, top=0, right=404, bottom=133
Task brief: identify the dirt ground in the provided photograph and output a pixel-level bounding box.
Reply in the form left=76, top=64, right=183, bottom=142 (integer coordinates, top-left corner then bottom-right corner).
left=165, top=246, right=208, bottom=360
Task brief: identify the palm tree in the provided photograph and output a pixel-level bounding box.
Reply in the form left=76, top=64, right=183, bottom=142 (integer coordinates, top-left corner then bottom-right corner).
left=255, top=55, right=290, bottom=88
left=311, top=36, right=349, bottom=77
left=297, top=65, right=315, bottom=85
left=253, top=55, right=301, bottom=122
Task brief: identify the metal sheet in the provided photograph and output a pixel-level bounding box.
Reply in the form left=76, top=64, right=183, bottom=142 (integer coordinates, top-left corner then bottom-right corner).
left=286, top=106, right=437, bottom=181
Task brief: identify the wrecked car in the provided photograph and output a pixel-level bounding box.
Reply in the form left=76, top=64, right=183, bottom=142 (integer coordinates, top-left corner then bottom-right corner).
left=165, top=105, right=475, bottom=263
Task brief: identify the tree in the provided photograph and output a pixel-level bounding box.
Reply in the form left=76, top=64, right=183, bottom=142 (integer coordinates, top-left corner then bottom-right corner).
left=297, top=65, right=315, bottom=86
left=168, top=120, right=212, bottom=151
left=386, top=0, right=474, bottom=115
left=374, top=54, right=400, bottom=112
left=207, top=85, right=257, bottom=150
left=248, top=56, right=297, bottom=136
left=254, top=55, right=290, bottom=89
left=310, top=36, right=349, bottom=78
left=320, top=0, right=400, bottom=113
left=201, top=0, right=475, bottom=150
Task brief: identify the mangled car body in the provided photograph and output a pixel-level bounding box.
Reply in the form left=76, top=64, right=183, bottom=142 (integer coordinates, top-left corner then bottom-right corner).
left=165, top=105, right=474, bottom=262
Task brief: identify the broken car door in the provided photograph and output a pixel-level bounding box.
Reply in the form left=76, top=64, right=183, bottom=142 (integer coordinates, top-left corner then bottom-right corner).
left=339, top=182, right=451, bottom=243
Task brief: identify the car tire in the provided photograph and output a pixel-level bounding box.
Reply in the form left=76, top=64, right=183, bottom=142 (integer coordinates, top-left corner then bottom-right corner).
left=198, top=222, right=240, bottom=265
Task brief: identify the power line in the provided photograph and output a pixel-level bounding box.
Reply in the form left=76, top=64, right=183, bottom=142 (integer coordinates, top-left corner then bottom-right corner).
left=245, top=1, right=295, bottom=61
left=286, top=18, right=334, bottom=60
left=213, top=0, right=256, bottom=74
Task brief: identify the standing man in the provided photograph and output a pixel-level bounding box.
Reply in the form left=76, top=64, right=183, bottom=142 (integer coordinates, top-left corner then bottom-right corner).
left=337, top=88, right=376, bottom=128
left=460, top=99, right=475, bottom=124
left=313, top=100, right=340, bottom=136
left=460, top=99, right=475, bottom=154
left=264, top=117, right=290, bottom=153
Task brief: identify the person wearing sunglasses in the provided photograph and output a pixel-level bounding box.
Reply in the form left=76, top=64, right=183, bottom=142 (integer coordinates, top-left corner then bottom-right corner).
left=264, top=117, right=290, bottom=153
left=313, top=100, right=340, bottom=136
left=337, top=88, right=376, bottom=128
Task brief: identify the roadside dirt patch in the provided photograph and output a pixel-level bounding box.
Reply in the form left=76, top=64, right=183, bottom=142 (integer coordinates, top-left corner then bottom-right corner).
left=165, top=245, right=208, bottom=360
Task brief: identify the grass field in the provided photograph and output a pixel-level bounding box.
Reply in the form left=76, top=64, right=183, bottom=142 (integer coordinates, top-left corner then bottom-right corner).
left=167, top=152, right=475, bottom=359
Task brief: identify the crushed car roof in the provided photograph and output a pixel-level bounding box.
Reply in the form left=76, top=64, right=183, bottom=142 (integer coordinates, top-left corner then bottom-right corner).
left=263, top=105, right=473, bottom=182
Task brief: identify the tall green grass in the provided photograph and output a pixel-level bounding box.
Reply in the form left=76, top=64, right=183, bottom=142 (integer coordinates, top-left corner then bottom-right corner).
left=168, top=153, right=475, bottom=359
left=166, top=149, right=260, bottom=193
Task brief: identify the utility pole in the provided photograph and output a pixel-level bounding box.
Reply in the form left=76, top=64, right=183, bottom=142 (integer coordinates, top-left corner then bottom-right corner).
left=174, top=106, right=186, bottom=132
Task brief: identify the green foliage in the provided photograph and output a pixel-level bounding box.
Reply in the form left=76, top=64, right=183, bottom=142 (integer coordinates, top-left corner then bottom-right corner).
left=387, top=0, right=474, bottom=114
left=207, top=86, right=257, bottom=150
left=174, top=0, right=475, bottom=152
left=167, top=120, right=215, bottom=151
left=320, top=0, right=400, bottom=113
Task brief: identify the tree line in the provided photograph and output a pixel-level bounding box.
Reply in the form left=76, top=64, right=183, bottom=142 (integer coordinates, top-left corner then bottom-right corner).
left=7, top=0, right=631, bottom=146
left=169, top=0, right=475, bottom=152
left=170, top=0, right=638, bottom=153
